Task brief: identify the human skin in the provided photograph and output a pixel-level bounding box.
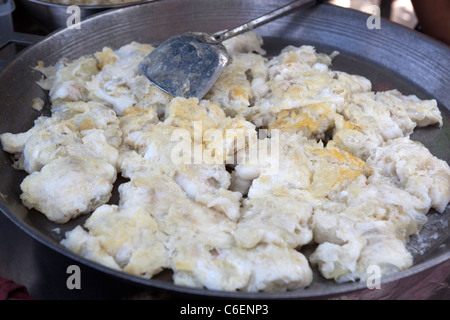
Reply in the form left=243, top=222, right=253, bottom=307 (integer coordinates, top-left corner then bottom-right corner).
left=412, top=0, right=450, bottom=46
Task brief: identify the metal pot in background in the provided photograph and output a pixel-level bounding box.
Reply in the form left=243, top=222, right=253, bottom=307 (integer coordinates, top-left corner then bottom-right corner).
left=17, top=0, right=156, bottom=33
left=0, top=0, right=16, bottom=34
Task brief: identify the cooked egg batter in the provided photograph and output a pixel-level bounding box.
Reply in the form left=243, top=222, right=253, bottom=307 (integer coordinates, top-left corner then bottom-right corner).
left=1, top=32, right=449, bottom=292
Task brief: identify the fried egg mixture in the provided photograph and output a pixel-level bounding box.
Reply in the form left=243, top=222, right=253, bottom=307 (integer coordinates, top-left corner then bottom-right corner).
left=1, top=32, right=449, bottom=292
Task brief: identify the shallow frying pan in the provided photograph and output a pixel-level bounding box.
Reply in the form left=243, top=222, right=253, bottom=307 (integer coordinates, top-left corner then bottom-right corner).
left=0, top=0, right=449, bottom=299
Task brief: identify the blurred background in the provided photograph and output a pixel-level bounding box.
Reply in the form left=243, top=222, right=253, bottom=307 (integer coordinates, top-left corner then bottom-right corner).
left=0, top=0, right=422, bottom=36
left=329, top=0, right=418, bottom=29
left=0, top=0, right=437, bottom=70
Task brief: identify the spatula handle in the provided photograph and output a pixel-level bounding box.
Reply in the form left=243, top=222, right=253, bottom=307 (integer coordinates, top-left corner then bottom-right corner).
left=216, top=0, right=318, bottom=42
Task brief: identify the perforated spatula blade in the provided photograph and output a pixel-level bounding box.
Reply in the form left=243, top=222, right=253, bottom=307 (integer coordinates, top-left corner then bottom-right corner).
left=139, top=32, right=228, bottom=99
left=139, top=0, right=317, bottom=99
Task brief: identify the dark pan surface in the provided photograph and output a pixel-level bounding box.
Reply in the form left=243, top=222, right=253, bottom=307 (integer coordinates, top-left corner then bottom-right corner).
left=0, top=0, right=449, bottom=298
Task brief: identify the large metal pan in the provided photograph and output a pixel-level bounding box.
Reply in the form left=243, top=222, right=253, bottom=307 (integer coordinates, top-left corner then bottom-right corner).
left=0, top=0, right=449, bottom=299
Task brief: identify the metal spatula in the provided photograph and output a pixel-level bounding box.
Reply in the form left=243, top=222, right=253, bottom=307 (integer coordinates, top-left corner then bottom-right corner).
left=138, top=0, right=317, bottom=99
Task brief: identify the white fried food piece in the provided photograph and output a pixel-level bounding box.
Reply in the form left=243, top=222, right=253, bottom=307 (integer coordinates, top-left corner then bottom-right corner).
left=268, top=102, right=337, bottom=140
left=22, top=124, right=120, bottom=174
left=130, top=98, right=256, bottom=165
left=208, top=32, right=269, bottom=118
left=20, top=156, right=116, bottom=223
left=309, top=177, right=426, bottom=282
left=343, top=92, right=417, bottom=141
left=236, top=197, right=313, bottom=249
left=3, top=101, right=121, bottom=174
left=375, top=90, right=442, bottom=127
left=333, top=91, right=442, bottom=160
left=83, top=205, right=169, bottom=278
left=248, top=46, right=347, bottom=127
left=173, top=243, right=313, bottom=292
left=61, top=174, right=175, bottom=278
left=22, top=120, right=80, bottom=173
left=332, top=114, right=385, bottom=161
left=60, top=225, right=120, bottom=270
left=238, top=132, right=372, bottom=201
left=116, top=168, right=236, bottom=250
left=87, top=43, right=173, bottom=115
left=367, top=137, right=450, bottom=213
left=0, top=116, right=58, bottom=155
left=333, top=94, right=414, bottom=160
left=310, top=235, right=413, bottom=283
left=163, top=97, right=226, bottom=132
left=174, top=164, right=242, bottom=221
left=244, top=134, right=314, bottom=199
left=222, top=31, right=266, bottom=56
left=36, top=56, right=98, bottom=103
left=51, top=101, right=121, bottom=137
left=119, top=107, right=159, bottom=146
left=164, top=193, right=311, bottom=291
left=205, top=53, right=268, bottom=117
left=2, top=101, right=121, bottom=223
